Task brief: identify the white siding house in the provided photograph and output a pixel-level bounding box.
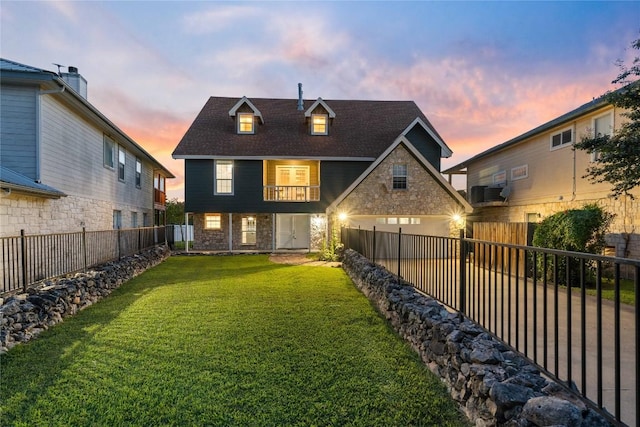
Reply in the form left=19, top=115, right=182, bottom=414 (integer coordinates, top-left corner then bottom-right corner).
left=0, top=58, right=174, bottom=236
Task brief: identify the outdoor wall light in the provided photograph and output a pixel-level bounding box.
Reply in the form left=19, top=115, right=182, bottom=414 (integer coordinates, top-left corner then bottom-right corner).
left=451, top=212, right=465, bottom=229
left=338, top=212, right=348, bottom=222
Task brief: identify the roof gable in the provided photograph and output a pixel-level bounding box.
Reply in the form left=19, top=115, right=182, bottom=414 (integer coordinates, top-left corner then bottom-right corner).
left=304, top=97, right=336, bottom=118
left=228, top=96, right=264, bottom=124
left=328, top=136, right=472, bottom=213
left=402, top=117, right=453, bottom=158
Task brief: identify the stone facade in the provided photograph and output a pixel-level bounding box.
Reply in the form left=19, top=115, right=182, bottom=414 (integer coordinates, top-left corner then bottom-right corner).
left=341, top=249, right=611, bottom=427
left=473, top=196, right=640, bottom=261
left=336, top=144, right=460, bottom=217
left=0, top=246, right=170, bottom=353
left=0, top=192, right=153, bottom=237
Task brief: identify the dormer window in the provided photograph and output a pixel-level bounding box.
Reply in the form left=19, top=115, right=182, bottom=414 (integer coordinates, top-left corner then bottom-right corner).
left=238, top=113, right=254, bottom=134
left=312, top=114, right=328, bottom=135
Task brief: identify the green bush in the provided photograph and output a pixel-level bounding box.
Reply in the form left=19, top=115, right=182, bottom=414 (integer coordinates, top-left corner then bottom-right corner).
left=532, top=204, right=614, bottom=286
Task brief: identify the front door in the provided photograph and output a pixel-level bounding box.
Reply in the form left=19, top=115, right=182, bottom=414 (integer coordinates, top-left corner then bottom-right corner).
left=276, top=214, right=310, bottom=249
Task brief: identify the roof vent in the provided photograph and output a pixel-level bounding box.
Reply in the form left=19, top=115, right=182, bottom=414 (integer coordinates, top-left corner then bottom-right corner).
left=297, top=83, right=304, bottom=111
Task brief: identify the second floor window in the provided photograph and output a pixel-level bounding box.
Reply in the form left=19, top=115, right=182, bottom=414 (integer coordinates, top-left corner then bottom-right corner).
left=311, top=114, right=328, bottom=135
left=118, top=147, right=126, bottom=181
left=135, top=159, right=142, bottom=188
left=392, top=164, right=407, bottom=189
left=104, top=136, right=115, bottom=169
left=215, top=160, right=234, bottom=195
left=550, top=128, right=573, bottom=149
left=238, top=113, right=254, bottom=134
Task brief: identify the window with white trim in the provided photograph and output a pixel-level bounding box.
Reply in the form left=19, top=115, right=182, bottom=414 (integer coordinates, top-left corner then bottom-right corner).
left=215, top=160, right=234, bottom=195
left=511, top=164, right=528, bottom=181
left=204, top=213, right=222, bottom=230
left=550, top=128, right=573, bottom=149
left=311, top=114, right=328, bottom=135
left=392, top=164, right=408, bottom=189
left=104, top=136, right=115, bottom=169
left=242, top=216, right=257, bottom=244
left=135, top=159, right=142, bottom=188
left=118, top=147, right=126, bottom=181
left=113, top=210, right=122, bottom=229
left=238, top=113, right=254, bottom=134
left=591, top=113, right=613, bottom=162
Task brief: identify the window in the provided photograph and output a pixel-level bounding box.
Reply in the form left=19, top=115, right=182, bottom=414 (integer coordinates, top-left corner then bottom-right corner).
left=204, top=213, right=222, bottom=230
left=238, top=113, right=254, bottom=134
left=376, top=218, right=386, bottom=224
left=493, top=170, right=507, bottom=185
left=131, top=212, right=138, bottom=228
left=511, top=164, right=528, bottom=181
left=550, top=128, right=573, bottom=149
left=242, top=216, right=257, bottom=244
left=135, top=159, right=142, bottom=188
left=591, top=113, right=613, bottom=162
left=113, top=210, right=122, bottom=229
left=311, top=114, right=328, bottom=135
left=215, top=160, right=234, bottom=195
left=410, top=218, right=421, bottom=225
left=104, top=136, right=115, bottom=169
left=118, top=147, right=126, bottom=181
left=392, top=164, right=408, bottom=189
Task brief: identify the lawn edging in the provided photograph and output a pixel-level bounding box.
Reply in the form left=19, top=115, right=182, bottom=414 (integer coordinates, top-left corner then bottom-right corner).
left=341, top=249, right=610, bottom=427
left=0, top=245, right=170, bottom=354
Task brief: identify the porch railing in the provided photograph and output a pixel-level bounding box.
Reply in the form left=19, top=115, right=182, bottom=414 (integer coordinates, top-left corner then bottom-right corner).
left=263, top=185, right=320, bottom=202
left=341, top=226, right=639, bottom=427
left=1, top=226, right=168, bottom=295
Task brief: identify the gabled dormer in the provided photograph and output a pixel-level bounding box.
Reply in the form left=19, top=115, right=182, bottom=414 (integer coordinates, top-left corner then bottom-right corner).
left=229, top=96, right=264, bottom=134
left=305, top=97, right=336, bottom=136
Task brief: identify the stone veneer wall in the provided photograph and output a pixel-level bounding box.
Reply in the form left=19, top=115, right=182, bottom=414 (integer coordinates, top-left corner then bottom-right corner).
left=341, top=249, right=610, bottom=427
left=231, top=213, right=273, bottom=251
left=0, top=246, right=170, bottom=354
left=336, top=144, right=461, bottom=217
left=0, top=192, right=153, bottom=237
left=475, top=196, right=640, bottom=263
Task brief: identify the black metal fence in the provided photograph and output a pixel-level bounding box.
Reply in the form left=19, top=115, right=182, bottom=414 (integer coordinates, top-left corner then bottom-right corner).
left=1, top=226, right=168, bottom=295
left=342, top=226, right=639, bottom=427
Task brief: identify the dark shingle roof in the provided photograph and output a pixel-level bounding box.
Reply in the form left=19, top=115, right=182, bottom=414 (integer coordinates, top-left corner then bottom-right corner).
left=172, top=97, right=445, bottom=159
left=0, top=58, right=48, bottom=73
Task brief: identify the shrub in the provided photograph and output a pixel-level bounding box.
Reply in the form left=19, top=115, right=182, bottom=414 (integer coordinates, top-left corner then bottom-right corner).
left=532, top=204, right=614, bottom=286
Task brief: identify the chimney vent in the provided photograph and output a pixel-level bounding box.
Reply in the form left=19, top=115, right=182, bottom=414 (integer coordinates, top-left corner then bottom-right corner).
left=61, top=66, right=88, bottom=100
left=297, top=83, right=304, bottom=111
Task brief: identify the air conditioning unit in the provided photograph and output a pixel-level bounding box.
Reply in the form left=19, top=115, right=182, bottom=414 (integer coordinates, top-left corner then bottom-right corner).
left=484, top=186, right=505, bottom=202
left=470, top=186, right=487, bottom=203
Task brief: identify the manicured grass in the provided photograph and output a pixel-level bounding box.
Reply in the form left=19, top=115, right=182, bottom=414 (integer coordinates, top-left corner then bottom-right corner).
left=585, top=277, right=636, bottom=306
left=1, top=255, right=467, bottom=426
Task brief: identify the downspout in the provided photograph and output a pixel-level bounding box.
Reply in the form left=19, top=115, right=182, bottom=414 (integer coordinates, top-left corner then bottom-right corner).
left=571, top=122, right=577, bottom=201
left=37, top=84, right=66, bottom=183
left=228, top=213, right=233, bottom=251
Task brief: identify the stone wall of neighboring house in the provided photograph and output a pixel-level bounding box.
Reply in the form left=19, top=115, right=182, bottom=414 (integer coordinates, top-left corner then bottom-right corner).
left=472, top=196, right=640, bottom=261
left=341, top=249, right=611, bottom=427
left=0, top=192, right=153, bottom=237
left=0, top=245, right=170, bottom=354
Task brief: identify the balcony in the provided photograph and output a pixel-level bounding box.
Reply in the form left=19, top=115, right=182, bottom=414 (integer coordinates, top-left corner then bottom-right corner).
left=263, top=185, right=320, bottom=202
left=154, top=189, right=166, bottom=206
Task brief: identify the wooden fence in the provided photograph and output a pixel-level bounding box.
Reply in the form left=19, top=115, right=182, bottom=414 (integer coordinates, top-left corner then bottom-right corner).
left=471, top=222, right=536, bottom=273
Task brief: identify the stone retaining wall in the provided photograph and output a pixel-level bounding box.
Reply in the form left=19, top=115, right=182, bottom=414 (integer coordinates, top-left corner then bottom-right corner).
left=341, top=249, right=610, bottom=427
left=0, top=245, right=170, bottom=354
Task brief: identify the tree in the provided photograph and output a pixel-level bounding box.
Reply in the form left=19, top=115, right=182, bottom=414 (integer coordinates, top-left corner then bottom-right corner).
left=574, top=38, right=640, bottom=199
left=165, top=198, right=185, bottom=225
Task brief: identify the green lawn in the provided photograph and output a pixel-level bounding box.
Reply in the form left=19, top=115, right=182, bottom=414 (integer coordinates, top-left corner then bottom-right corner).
left=1, top=255, right=467, bottom=426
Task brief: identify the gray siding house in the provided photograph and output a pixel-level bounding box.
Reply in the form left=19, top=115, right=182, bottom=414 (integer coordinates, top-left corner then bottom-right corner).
left=0, top=58, right=174, bottom=236
left=173, top=93, right=471, bottom=251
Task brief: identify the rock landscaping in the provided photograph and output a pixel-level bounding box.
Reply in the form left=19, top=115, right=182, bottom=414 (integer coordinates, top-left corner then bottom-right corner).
left=341, top=249, right=611, bottom=427
left=0, top=245, right=170, bottom=354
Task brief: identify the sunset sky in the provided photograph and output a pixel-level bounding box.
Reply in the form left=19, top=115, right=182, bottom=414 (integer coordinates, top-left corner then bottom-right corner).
left=1, top=1, right=638, bottom=200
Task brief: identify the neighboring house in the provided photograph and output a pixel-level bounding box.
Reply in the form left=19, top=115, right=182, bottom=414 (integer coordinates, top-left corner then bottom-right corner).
left=0, top=58, right=174, bottom=236
left=172, top=91, right=472, bottom=251
left=444, top=93, right=639, bottom=260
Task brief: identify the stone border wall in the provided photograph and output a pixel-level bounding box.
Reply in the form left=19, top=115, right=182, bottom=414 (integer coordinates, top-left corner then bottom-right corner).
left=0, top=245, right=170, bottom=354
left=341, top=249, right=610, bottom=427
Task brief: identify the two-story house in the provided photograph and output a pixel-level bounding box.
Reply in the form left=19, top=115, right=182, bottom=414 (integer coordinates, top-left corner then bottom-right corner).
left=444, top=92, right=639, bottom=260
left=0, top=58, right=174, bottom=236
left=172, top=90, right=472, bottom=251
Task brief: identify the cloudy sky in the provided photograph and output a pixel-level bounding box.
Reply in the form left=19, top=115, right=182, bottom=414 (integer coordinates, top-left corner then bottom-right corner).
left=1, top=1, right=638, bottom=200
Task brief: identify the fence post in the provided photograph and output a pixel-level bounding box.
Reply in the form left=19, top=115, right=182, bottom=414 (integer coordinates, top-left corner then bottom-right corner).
left=397, top=227, right=402, bottom=279
left=458, top=228, right=466, bottom=313
left=372, top=226, right=376, bottom=264
left=117, top=227, right=121, bottom=260
left=82, top=227, right=87, bottom=273
left=138, top=227, right=142, bottom=252
left=20, top=229, right=27, bottom=292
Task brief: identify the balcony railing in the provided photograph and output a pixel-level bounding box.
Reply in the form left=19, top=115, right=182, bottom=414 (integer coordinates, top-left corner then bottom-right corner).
left=263, top=185, right=320, bottom=202
left=154, top=189, right=166, bottom=205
